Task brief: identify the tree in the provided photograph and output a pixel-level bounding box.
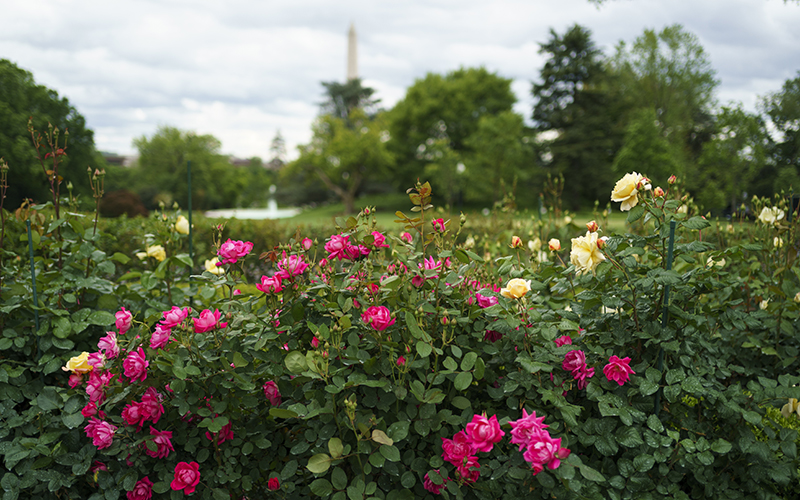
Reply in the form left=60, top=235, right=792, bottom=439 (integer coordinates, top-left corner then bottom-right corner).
left=612, top=108, right=683, bottom=185
left=693, top=106, right=771, bottom=212
left=131, top=126, right=246, bottom=210
left=0, top=59, right=105, bottom=208
left=531, top=24, right=626, bottom=208
left=267, top=130, right=287, bottom=170
left=387, top=67, right=517, bottom=188
left=761, top=72, right=800, bottom=190
left=287, top=109, right=394, bottom=214
left=610, top=25, right=718, bottom=170
left=320, top=78, right=380, bottom=120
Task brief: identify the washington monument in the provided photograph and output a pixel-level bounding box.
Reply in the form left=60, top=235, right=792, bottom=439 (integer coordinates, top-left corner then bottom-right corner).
left=347, top=23, right=358, bottom=81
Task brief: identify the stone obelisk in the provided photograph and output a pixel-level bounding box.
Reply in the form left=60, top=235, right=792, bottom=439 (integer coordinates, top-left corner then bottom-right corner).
left=347, top=23, right=358, bottom=81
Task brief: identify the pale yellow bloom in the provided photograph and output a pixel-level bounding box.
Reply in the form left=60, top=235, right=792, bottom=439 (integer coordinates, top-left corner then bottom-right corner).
left=794, top=292, right=800, bottom=304
left=781, top=398, right=800, bottom=419
left=205, top=257, right=225, bottom=275
left=677, top=205, right=688, bottom=215
left=563, top=216, right=572, bottom=225
left=528, top=237, right=542, bottom=252
left=757, top=206, right=784, bottom=225
left=62, top=352, right=93, bottom=374
left=464, top=236, right=475, bottom=250
left=760, top=300, right=769, bottom=310
left=774, top=236, right=784, bottom=249
left=570, top=231, right=605, bottom=274
left=548, top=238, right=561, bottom=251
left=706, top=256, right=725, bottom=268
left=535, top=250, right=549, bottom=263
left=146, top=245, right=166, bottom=262
left=500, top=278, right=531, bottom=299
left=174, top=215, right=190, bottom=235
left=611, top=172, right=645, bottom=211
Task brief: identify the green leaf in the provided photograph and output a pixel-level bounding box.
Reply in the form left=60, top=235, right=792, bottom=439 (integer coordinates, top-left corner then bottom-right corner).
left=647, top=414, right=664, bottom=433
left=579, top=464, right=606, bottom=482
left=270, top=408, right=299, bottom=419
left=310, top=479, right=333, bottom=496
left=307, top=454, right=333, bottom=474
left=639, top=379, right=659, bottom=396
left=633, top=454, right=655, bottom=472
left=387, top=421, right=410, bottom=442
left=405, top=312, right=428, bottom=340
left=372, top=429, right=394, bottom=446
left=36, top=388, right=61, bottom=411
left=328, top=438, right=344, bottom=458
left=682, top=216, right=711, bottom=231
left=711, top=439, right=732, bottom=454
left=232, top=351, right=248, bottom=368
left=626, top=205, right=645, bottom=224
left=379, top=445, right=401, bottom=462
left=474, top=357, right=485, bottom=380
left=62, top=412, right=84, bottom=429
left=88, top=310, right=116, bottom=326
left=332, top=467, right=348, bottom=490
left=460, top=352, right=477, bottom=371
left=454, top=372, right=473, bottom=391
left=285, top=351, right=309, bottom=373
left=416, top=341, right=432, bottom=358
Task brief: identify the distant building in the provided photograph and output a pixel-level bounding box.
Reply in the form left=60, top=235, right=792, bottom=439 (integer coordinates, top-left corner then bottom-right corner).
left=101, top=152, right=137, bottom=167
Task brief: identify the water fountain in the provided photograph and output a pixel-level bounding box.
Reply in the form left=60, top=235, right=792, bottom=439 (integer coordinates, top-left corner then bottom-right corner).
left=204, top=185, right=300, bottom=220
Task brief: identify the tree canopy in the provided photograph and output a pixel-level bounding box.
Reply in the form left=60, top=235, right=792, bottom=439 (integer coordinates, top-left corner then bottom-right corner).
left=0, top=59, right=104, bottom=208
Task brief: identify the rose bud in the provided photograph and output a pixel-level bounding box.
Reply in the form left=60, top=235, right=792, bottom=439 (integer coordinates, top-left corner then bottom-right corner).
left=585, top=220, right=599, bottom=232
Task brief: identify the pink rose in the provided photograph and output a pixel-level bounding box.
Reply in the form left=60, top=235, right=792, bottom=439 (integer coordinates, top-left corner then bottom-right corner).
left=123, top=347, right=148, bottom=383
left=476, top=292, right=498, bottom=309
left=85, top=417, right=117, bottom=449
left=116, top=307, right=132, bottom=335
left=160, top=306, right=190, bottom=328
left=562, top=350, right=587, bottom=373
left=217, top=239, right=254, bottom=265
left=301, top=237, right=313, bottom=250
left=411, top=275, right=425, bottom=288
left=419, top=256, right=442, bottom=278
left=522, top=432, right=570, bottom=474
left=397, top=356, right=406, bottom=366
left=361, top=306, right=395, bottom=331
left=465, top=414, right=505, bottom=453
left=85, top=370, right=114, bottom=404
left=256, top=275, right=283, bottom=294
left=98, top=332, right=120, bottom=359
left=458, top=466, right=480, bottom=484
left=68, top=372, right=83, bottom=388
left=484, top=330, right=502, bottom=343
left=171, top=462, right=200, bottom=495
left=263, top=381, right=281, bottom=406
left=370, top=231, right=390, bottom=248
left=150, top=324, right=171, bottom=350
left=81, top=402, right=100, bottom=418
left=603, top=355, right=635, bottom=386
left=344, top=244, right=369, bottom=260
left=276, top=253, right=309, bottom=280
left=311, top=337, right=319, bottom=348
left=573, top=365, right=595, bottom=390
left=140, top=387, right=165, bottom=424
left=89, top=460, right=108, bottom=476
left=87, top=352, right=105, bottom=370
left=146, top=427, right=173, bottom=459
left=267, top=478, right=280, bottom=491
left=423, top=470, right=447, bottom=494
left=122, top=401, right=148, bottom=428
left=205, top=421, right=233, bottom=445
left=508, top=409, right=548, bottom=451
left=400, top=232, right=413, bottom=244
left=127, top=476, right=153, bottom=500
left=193, top=309, right=224, bottom=333
left=554, top=335, right=572, bottom=347
left=325, top=234, right=350, bottom=260
left=432, top=218, right=446, bottom=232
left=441, top=430, right=475, bottom=468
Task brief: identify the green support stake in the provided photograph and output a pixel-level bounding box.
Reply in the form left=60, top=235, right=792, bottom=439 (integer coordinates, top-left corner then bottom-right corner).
left=187, top=160, right=194, bottom=309
left=654, top=219, right=677, bottom=415
left=27, top=219, right=41, bottom=364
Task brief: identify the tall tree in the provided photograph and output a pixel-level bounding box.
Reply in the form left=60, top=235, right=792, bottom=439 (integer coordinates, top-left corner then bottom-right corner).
left=320, top=78, right=380, bottom=120
left=267, top=130, right=287, bottom=170
left=612, top=108, right=682, bottom=185
left=387, top=67, right=517, bottom=189
left=286, top=109, right=394, bottom=214
left=0, top=59, right=105, bottom=208
left=761, top=72, right=800, bottom=194
left=531, top=25, right=626, bottom=208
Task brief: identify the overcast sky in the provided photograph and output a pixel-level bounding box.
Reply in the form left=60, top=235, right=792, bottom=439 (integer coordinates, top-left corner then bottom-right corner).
left=2, top=0, right=799, bottom=160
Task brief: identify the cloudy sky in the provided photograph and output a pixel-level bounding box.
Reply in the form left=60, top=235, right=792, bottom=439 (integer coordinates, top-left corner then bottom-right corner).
left=2, top=0, right=799, bottom=160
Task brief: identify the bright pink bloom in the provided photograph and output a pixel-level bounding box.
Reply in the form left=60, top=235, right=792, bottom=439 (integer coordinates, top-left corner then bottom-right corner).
left=522, top=433, right=570, bottom=474
left=319, top=258, right=330, bottom=267
left=400, top=232, right=413, bottom=244
left=86, top=370, right=114, bottom=404
left=123, top=347, right=149, bottom=382
left=370, top=231, right=390, bottom=248
left=85, top=417, right=117, bottom=449
left=457, top=465, right=480, bottom=484
left=508, top=409, right=548, bottom=451
left=150, top=324, right=171, bottom=350
left=263, top=381, right=281, bottom=406
left=98, top=332, right=120, bottom=359
left=476, top=292, right=498, bottom=308
left=87, top=352, right=105, bottom=369
left=325, top=234, right=350, bottom=260
left=206, top=422, right=233, bottom=445
left=267, top=478, right=280, bottom=491
left=81, top=401, right=105, bottom=419
left=146, top=427, right=174, bottom=459
left=411, top=275, right=425, bottom=288
left=441, top=430, right=475, bottom=468
left=116, top=307, right=133, bottom=335
left=311, top=337, right=320, bottom=348
left=420, top=256, right=442, bottom=278
left=573, top=365, right=595, bottom=389
left=160, top=306, right=190, bottom=328
left=68, top=372, right=83, bottom=388
left=276, top=253, right=309, bottom=280
left=257, top=275, right=283, bottom=294
left=397, top=356, right=406, bottom=366
left=465, top=414, right=505, bottom=453
left=122, top=401, right=148, bottom=428
left=171, top=462, right=201, bottom=495
left=301, top=237, right=313, bottom=250
left=554, top=335, right=572, bottom=347
left=193, top=309, right=224, bottom=333
left=140, top=387, right=165, bottom=424
left=603, top=355, right=635, bottom=386
left=217, top=239, right=253, bottom=265
left=127, top=476, right=152, bottom=500
left=361, top=306, right=395, bottom=331
left=423, top=470, right=447, bottom=494
left=484, top=330, right=502, bottom=343
left=432, top=218, right=446, bottom=232
left=562, top=350, right=587, bottom=373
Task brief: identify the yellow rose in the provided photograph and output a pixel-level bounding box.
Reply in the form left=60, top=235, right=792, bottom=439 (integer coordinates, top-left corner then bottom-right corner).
left=548, top=238, right=561, bottom=251
left=760, top=300, right=769, bottom=310
left=794, top=291, right=800, bottom=304
left=611, top=172, right=644, bottom=211
left=528, top=237, right=542, bottom=252
left=62, top=352, right=93, bottom=374
left=774, top=236, right=784, bottom=249
left=570, top=231, right=605, bottom=275
left=500, top=278, right=531, bottom=299
left=757, top=206, right=784, bottom=225
left=146, top=245, right=166, bottom=262
left=782, top=398, right=800, bottom=419
left=205, top=257, right=225, bottom=275
left=174, top=215, right=190, bottom=235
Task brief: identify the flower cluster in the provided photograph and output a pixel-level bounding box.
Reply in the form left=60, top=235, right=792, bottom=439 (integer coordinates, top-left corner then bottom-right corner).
left=562, top=349, right=595, bottom=389
left=509, top=410, right=570, bottom=475
left=324, top=231, right=389, bottom=262
left=440, top=414, right=505, bottom=485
